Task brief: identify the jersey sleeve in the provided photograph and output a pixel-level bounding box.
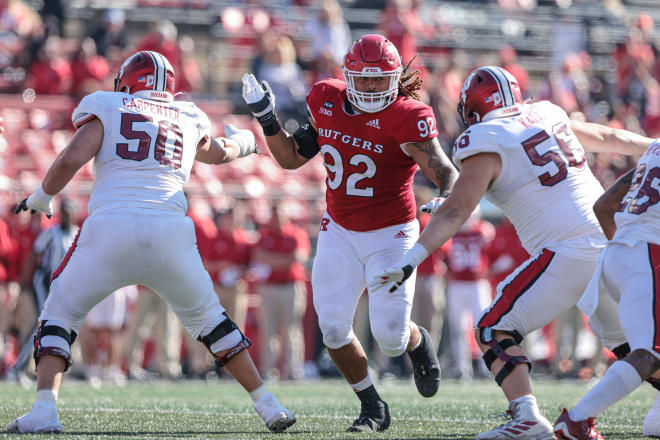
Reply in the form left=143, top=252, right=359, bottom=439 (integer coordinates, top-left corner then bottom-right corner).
left=71, top=92, right=101, bottom=129
left=452, top=125, right=504, bottom=169
left=394, top=102, right=438, bottom=147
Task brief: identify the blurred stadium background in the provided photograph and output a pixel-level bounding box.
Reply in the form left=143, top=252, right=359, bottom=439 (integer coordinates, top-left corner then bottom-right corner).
left=0, top=0, right=659, bottom=390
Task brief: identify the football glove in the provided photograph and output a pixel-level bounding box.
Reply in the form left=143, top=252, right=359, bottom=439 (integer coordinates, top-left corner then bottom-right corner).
left=368, top=243, right=430, bottom=293
left=241, top=73, right=281, bottom=136
left=224, top=124, right=258, bottom=158
left=420, top=196, right=447, bottom=214
left=14, top=186, right=53, bottom=218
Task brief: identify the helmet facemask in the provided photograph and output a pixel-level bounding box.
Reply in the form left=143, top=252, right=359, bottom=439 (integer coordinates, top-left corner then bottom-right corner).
left=343, top=66, right=402, bottom=113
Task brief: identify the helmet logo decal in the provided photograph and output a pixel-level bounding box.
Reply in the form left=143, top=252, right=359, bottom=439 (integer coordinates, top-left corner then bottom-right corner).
left=485, top=92, right=502, bottom=106
left=145, top=75, right=154, bottom=87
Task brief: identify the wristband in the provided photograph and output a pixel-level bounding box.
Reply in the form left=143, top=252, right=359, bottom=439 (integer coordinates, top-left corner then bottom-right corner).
left=258, top=113, right=281, bottom=136
left=401, top=243, right=430, bottom=269
left=33, top=185, right=55, bottom=206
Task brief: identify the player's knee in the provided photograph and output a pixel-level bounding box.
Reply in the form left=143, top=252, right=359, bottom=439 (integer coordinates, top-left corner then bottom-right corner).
left=198, top=313, right=251, bottom=368
left=479, top=327, right=530, bottom=387
left=321, top=324, right=352, bottom=350
left=372, top=324, right=407, bottom=357
left=627, top=349, right=660, bottom=377
left=33, top=319, right=77, bottom=372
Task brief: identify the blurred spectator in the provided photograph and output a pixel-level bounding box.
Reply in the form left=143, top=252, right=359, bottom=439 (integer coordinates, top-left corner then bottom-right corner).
left=80, top=285, right=137, bottom=386
left=487, top=217, right=529, bottom=291
left=89, top=8, right=127, bottom=59
left=498, top=46, right=529, bottom=96
left=253, top=202, right=310, bottom=381
left=256, top=35, right=308, bottom=130
left=71, top=37, right=110, bottom=98
left=26, top=36, right=72, bottom=95
left=175, top=35, right=203, bottom=93
left=38, top=0, right=64, bottom=37
left=379, top=0, right=426, bottom=75
left=444, top=209, right=494, bottom=380
left=135, top=20, right=181, bottom=86
left=305, top=0, right=351, bottom=67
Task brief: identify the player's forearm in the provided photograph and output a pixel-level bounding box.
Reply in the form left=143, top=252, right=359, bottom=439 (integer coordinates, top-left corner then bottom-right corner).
left=593, top=167, right=635, bottom=240
left=265, top=130, right=303, bottom=169
left=418, top=203, right=471, bottom=255
left=573, top=120, right=653, bottom=154
left=41, top=153, right=86, bottom=195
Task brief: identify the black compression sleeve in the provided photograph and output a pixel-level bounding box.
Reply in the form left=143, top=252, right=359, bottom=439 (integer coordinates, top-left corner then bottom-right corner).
left=293, top=122, right=320, bottom=159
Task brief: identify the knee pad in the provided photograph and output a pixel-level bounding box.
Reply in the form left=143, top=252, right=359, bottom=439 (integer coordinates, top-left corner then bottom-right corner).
left=373, top=325, right=409, bottom=357
left=198, top=313, right=251, bottom=368
left=480, top=328, right=531, bottom=387
left=33, top=320, right=77, bottom=372
left=321, top=325, right=353, bottom=350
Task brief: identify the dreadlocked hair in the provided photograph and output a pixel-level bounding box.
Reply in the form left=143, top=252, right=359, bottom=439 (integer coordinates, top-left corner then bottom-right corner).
left=398, top=55, right=423, bottom=100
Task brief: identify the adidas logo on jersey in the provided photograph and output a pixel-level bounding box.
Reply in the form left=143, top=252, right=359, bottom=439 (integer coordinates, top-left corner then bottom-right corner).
left=366, top=119, right=380, bottom=129
left=394, top=231, right=407, bottom=238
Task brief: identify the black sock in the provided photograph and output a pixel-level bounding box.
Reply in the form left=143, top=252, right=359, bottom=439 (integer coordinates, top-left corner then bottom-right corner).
left=355, top=385, right=381, bottom=405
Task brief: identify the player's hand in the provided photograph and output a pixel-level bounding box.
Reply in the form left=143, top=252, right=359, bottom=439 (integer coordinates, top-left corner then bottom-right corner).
left=14, top=187, right=53, bottom=218
left=224, top=124, right=258, bottom=157
left=241, top=73, right=280, bottom=136
left=242, top=73, right=275, bottom=117
left=420, top=196, right=447, bottom=214
left=369, top=265, right=415, bottom=293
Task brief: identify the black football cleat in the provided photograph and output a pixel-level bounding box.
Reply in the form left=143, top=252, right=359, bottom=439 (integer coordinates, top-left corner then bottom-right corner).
left=347, top=400, right=390, bottom=433
left=408, top=326, right=440, bottom=397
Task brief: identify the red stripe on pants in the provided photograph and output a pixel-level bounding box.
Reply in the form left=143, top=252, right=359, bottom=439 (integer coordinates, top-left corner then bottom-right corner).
left=649, top=243, right=660, bottom=353
left=478, top=249, right=555, bottom=328
left=50, top=226, right=82, bottom=284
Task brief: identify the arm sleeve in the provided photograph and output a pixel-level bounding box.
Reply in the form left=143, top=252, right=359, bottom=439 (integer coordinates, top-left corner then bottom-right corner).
left=71, top=92, right=101, bottom=130
left=452, top=125, right=504, bottom=169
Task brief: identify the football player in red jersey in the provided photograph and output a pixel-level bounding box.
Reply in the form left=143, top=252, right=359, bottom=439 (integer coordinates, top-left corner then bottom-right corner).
left=242, top=34, right=458, bottom=432
left=373, top=66, right=656, bottom=439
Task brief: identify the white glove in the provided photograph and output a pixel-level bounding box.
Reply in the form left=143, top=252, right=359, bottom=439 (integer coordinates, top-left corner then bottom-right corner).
left=420, top=196, right=447, bottom=214
left=224, top=124, right=258, bottom=158
left=241, top=73, right=275, bottom=117
left=368, top=243, right=430, bottom=293
left=14, top=185, right=54, bottom=218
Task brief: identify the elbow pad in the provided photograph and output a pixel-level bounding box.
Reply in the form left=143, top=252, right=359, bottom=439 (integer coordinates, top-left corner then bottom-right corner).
left=293, top=122, right=320, bottom=159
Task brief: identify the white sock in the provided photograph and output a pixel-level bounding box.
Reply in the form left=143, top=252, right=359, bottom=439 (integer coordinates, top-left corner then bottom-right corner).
left=570, top=361, right=642, bottom=421
left=249, top=384, right=269, bottom=403
left=350, top=374, right=373, bottom=392
left=36, top=389, right=58, bottom=403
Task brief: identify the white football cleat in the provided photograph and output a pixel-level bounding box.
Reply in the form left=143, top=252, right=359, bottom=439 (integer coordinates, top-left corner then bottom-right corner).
left=476, top=397, right=554, bottom=440
left=643, top=390, right=660, bottom=437
left=6, top=401, right=62, bottom=433
left=253, top=392, right=296, bottom=433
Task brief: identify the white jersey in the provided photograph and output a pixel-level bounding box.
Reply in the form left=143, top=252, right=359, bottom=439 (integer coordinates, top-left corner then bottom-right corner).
left=452, top=101, right=604, bottom=257
left=613, top=139, right=660, bottom=244
left=72, top=91, right=212, bottom=216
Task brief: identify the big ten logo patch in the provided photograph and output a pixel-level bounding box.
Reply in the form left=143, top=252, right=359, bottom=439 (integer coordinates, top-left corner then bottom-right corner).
left=320, top=218, right=330, bottom=231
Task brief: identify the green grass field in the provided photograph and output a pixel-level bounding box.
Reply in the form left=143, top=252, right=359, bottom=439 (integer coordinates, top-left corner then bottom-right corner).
left=0, top=378, right=655, bottom=439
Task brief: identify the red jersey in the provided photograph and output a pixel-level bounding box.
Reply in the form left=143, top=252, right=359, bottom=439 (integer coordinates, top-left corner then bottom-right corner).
left=307, top=79, right=438, bottom=231
left=445, top=220, right=495, bottom=281
left=488, top=219, right=530, bottom=287
left=206, top=229, right=252, bottom=283
left=257, top=222, right=310, bottom=283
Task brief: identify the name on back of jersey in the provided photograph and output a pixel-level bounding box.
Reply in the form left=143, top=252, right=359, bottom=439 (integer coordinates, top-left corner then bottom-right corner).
left=122, top=97, right=180, bottom=121
left=317, top=127, right=383, bottom=154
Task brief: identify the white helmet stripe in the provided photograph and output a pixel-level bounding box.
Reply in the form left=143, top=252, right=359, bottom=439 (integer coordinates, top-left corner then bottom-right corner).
left=483, top=66, right=514, bottom=107
left=493, top=66, right=515, bottom=106
left=154, top=52, right=169, bottom=91
left=146, top=51, right=164, bottom=90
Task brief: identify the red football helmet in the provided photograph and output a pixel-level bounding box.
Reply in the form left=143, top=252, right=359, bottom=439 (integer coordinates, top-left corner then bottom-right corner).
left=114, top=51, right=175, bottom=101
left=342, top=34, right=402, bottom=113
left=457, top=66, right=523, bottom=128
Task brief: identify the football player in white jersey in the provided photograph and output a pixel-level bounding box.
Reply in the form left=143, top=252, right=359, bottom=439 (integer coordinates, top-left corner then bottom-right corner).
left=372, top=66, right=654, bottom=440
left=8, top=51, right=296, bottom=434
left=552, top=140, right=660, bottom=439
